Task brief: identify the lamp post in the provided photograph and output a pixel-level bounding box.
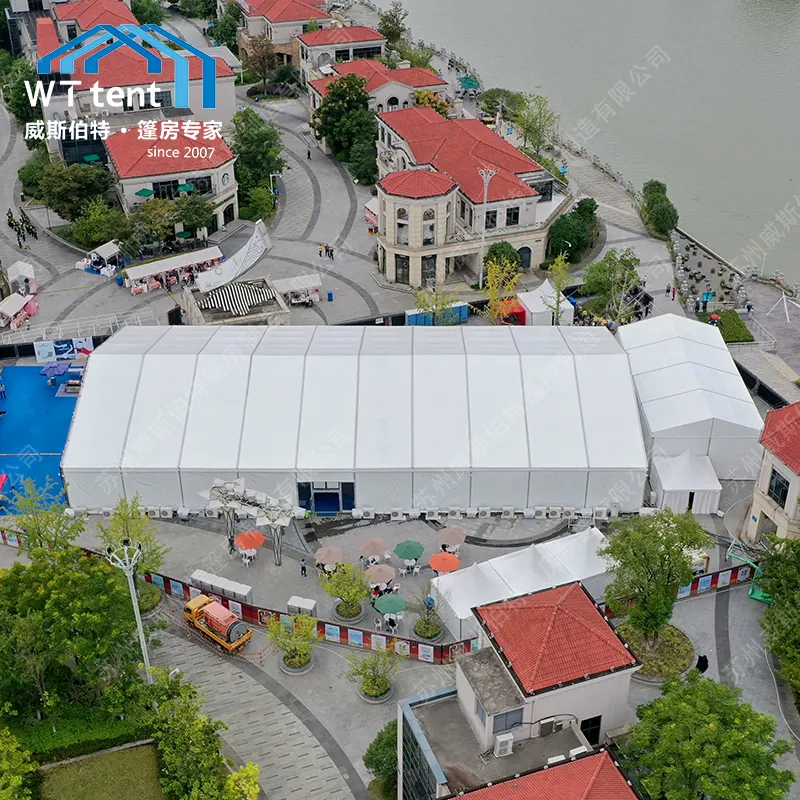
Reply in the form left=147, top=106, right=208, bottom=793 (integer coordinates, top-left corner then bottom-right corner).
left=105, top=539, right=153, bottom=685
left=477, top=165, right=499, bottom=290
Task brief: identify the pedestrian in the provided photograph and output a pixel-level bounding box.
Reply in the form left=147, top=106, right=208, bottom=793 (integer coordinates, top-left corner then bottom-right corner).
left=671, top=286, right=676, bottom=301
left=307, top=148, right=311, bottom=160
left=319, top=244, right=324, bottom=257
left=702, top=299, right=708, bottom=313
left=329, top=247, right=334, bottom=261
left=665, top=283, right=671, bottom=297
left=746, top=301, right=754, bottom=315
left=300, top=559, right=307, bottom=577
left=641, top=277, right=646, bottom=288
left=324, top=244, right=330, bottom=258
left=694, top=299, right=700, bottom=313
left=696, top=654, right=709, bottom=674
left=0, top=383, right=5, bottom=398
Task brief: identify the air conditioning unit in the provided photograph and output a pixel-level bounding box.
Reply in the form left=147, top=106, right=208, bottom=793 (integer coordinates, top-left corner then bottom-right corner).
left=73, top=507, right=87, bottom=517
left=447, top=508, right=461, bottom=519
left=293, top=507, right=306, bottom=520
left=546, top=755, right=566, bottom=766
left=408, top=508, right=420, bottom=519
left=594, top=507, right=609, bottom=520
left=177, top=507, right=190, bottom=520
left=493, top=733, right=514, bottom=758
left=205, top=508, right=220, bottom=519
left=522, top=508, right=535, bottom=519
left=539, top=718, right=564, bottom=737
left=101, top=507, right=113, bottom=518
left=548, top=507, right=563, bottom=519
left=351, top=508, right=364, bottom=519
left=160, top=508, right=173, bottom=519
left=610, top=502, right=620, bottom=518
left=390, top=508, right=405, bottom=521
left=64, top=507, right=76, bottom=518
left=501, top=507, right=515, bottom=519
left=562, top=507, right=577, bottom=519
left=426, top=509, right=440, bottom=521
left=534, top=506, right=547, bottom=519
left=579, top=507, right=593, bottom=518
left=101, top=109, right=110, bottom=116
left=362, top=508, right=376, bottom=519
left=146, top=507, right=159, bottom=518
left=569, top=746, right=588, bottom=759
left=478, top=507, right=491, bottom=519
left=465, top=507, right=478, bottom=518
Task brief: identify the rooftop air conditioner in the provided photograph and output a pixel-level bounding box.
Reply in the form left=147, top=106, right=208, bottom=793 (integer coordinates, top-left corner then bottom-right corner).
left=610, top=502, right=620, bottom=518
left=546, top=755, right=566, bottom=766
left=160, top=508, right=173, bottom=519
left=594, top=507, right=609, bottom=520
left=293, top=507, right=306, bottom=519
left=548, top=507, right=563, bottom=519
left=146, top=507, right=159, bottom=518
left=351, top=508, right=364, bottom=519
left=177, top=507, right=190, bottom=520
left=539, top=718, right=564, bottom=736
left=501, top=507, right=515, bottom=519
left=362, top=508, right=376, bottom=519
left=390, top=508, right=405, bottom=521
left=522, top=508, right=535, bottom=519
left=408, top=508, right=420, bottom=519
left=101, top=109, right=110, bottom=116
left=562, top=507, right=577, bottom=519
left=465, top=507, right=478, bottom=518
left=579, top=508, right=593, bottom=518
left=569, top=746, right=588, bottom=759
left=101, top=507, right=113, bottom=518
left=478, top=507, right=491, bottom=519
left=448, top=508, right=462, bottom=519
left=534, top=506, right=547, bottom=519
left=205, top=508, right=220, bottom=519
left=426, top=509, right=440, bottom=521
left=493, top=733, right=514, bottom=758
left=64, top=507, right=76, bottom=518
left=73, top=507, right=87, bottom=517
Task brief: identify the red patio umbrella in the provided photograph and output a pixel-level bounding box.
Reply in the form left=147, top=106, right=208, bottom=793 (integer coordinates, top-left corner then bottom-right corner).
left=235, top=530, right=266, bottom=549
left=429, top=552, right=460, bottom=573
left=709, top=313, right=721, bottom=321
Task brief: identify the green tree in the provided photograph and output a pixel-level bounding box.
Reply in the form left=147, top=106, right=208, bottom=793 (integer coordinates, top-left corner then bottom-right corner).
left=5, top=59, right=41, bottom=123
left=416, top=286, right=462, bottom=325
left=622, top=671, right=794, bottom=800
left=516, top=94, right=558, bottom=158
left=224, top=762, right=261, bottom=800
left=575, top=197, right=597, bottom=221
left=304, top=17, right=320, bottom=32
left=248, top=186, right=275, bottom=220
left=312, top=73, right=372, bottom=154
left=364, top=720, right=398, bottom=798
left=179, top=0, right=217, bottom=18
left=476, top=256, right=522, bottom=324
left=8, top=612, right=57, bottom=710
left=484, top=240, right=520, bottom=269
left=642, top=178, right=667, bottom=204
left=230, top=108, right=286, bottom=194
left=130, top=197, right=177, bottom=242
left=480, top=87, right=527, bottom=122
left=319, top=563, right=370, bottom=618
left=581, top=246, right=641, bottom=320
left=395, top=41, right=434, bottom=69
left=0, top=728, right=38, bottom=800
left=174, top=193, right=215, bottom=234
left=71, top=198, right=129, bottom=249
left=541, top=252, right=571, bottom=325
left=600, top=510, right=711, bottom=645
left=648, top=197, right=679, bottom=234
left=215, top=1, right=241, bottom=52
left=414, top=88, right=450, bottom=117
left=265, top=613, right=319, bottom=669
left=132, top=0, right=165, bottom=23
left=548, top=211, right=590, bottom=263
left=18, top=145, right=50, bottom=197
left=10, top=477, right=84, bottom=556
left=349, top=134, right=378, bottom=184
left=377, top=0, right=408, bottom=45
left=40, top=162, right=113, bottom=222
left=340, top=647, right=403, bottom=698
left=242, top=34, right=277, bottom=93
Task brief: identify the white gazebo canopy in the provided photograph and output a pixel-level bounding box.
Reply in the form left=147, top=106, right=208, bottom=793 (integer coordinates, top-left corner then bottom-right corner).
left=652, top=450, right=722, bottom=515
left=517, top=278, right=574, bottom=326
left=7, top=260, right=34, bottom=283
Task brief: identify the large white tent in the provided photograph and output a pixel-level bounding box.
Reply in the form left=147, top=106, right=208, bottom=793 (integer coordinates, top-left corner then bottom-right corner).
left=517, top=279, right=574, bottom=326
left=616, top=314, right=763, bottom=479
left=432, top=527, right=610, bottom=640
left=61, top=325, right=648, bottom=513
left=651, top=450, right=721, bottom=515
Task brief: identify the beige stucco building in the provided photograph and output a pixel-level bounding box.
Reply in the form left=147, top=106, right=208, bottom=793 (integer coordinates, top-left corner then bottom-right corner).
left=298, top=25, right=385, bottom=86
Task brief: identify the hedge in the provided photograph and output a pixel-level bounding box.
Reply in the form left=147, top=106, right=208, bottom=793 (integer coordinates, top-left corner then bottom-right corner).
left=696, top=310, right=754, bottom=343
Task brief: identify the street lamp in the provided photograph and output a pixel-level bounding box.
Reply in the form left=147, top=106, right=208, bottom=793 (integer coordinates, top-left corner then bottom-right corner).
left=477, top=165, right=499, bottom=290
left=105, top=539, right=153, bottom=685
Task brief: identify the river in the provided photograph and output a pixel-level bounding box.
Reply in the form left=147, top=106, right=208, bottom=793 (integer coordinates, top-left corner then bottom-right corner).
left=399, top=0, right=800, bottom=283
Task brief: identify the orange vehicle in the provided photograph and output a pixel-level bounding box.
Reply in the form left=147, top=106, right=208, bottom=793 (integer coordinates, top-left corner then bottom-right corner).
left=183, top=594, right=252, bottom=653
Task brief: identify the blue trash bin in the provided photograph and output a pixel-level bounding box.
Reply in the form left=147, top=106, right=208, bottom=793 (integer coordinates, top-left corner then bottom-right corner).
left=327, top=290, right=334, bottom=302
left=115, top=274, right=124, bottom=287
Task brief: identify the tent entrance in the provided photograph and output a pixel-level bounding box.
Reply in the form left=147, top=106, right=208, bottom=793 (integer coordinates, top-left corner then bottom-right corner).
left=299, top=481, right=355, bottom=517
left=313, top=492, right=340, bottom=516
left=688, top=491, right=695, bottom=511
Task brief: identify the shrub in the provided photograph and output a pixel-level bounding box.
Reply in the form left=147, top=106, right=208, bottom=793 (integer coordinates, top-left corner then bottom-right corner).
left=335, top=150, right=351, bottom=163
left=642, top=179, right=667, bottom=203
left=319, top=563, right=370, bottom=618
left=266, top=614, right=319, bottom=669
left=18, top=147, right=50, bottom=198
left=484, top=241, right=520, bottom=268
left=340, top=648, right=402, bottom=698
left=413, top=617, right=441, bottom=639
left=245, top=85, right=261, bottom=97
left=137, top=580, right=161, bottom=613
left=364, top=720, right=398, bottom=798
left=648, top=197, right=679, bottom=234
left=697, top=310, right=754, bottom=343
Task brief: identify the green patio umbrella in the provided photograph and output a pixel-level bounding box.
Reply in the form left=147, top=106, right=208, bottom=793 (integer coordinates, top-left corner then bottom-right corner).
left=135, top=188, right=154, bottom=197
left=83, top=154, right=101, bottom=163
left=394, top=540, right=424, bottom=560
left=177, top=183, right=195, bottom=192
left=374, top=594, right=407, bottom=615
left=176, top=231, right=193, bottom=239
left=459, top=75, right=480, bottom=91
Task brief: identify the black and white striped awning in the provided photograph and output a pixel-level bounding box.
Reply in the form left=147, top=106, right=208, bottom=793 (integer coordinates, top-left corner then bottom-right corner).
left=198, top=281, right=276, bottom=317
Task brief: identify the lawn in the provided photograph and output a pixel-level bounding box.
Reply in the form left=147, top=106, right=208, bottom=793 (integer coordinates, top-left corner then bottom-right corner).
left=619, top=623, right=694, bottom=679
left=41, top=744, right=164, bottom=800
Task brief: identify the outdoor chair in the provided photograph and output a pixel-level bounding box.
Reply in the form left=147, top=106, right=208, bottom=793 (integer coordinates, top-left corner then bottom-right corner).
left=374, top=617, right=383, bottom=631
left=413, top=565, right=421, bottom=575
left=392, top=584, right=400, bottom=594
left=383, top=550, right=392, bottom=561
left=399, top=567, right=407, bottom=576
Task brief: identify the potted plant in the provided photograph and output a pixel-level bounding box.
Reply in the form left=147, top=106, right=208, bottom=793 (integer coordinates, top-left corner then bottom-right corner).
left=320, top=563, right=370, bottom=623
left=340, top=647, right=403, bottom=704
left=413, top=582, right=443, bottom=641
left=266, top=613, right=319, bottom=675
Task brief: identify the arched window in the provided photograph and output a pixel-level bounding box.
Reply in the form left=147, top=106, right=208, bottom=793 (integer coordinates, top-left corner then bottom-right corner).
left=377, top=104, right=384, bottom=113
left=423, top=208, right=436, bottom=221
left=396, top=207, right=409, bottom=245
left=423, top=208, right=436, bottom=246
left=397, top=207, right=408, bottom=221
left=402, top=100, right=409, bottom=108
left=517, top=246, right=532, bottom=271
left=400, top=157, right=407, bottom=170
left=388, top=96, right=399, bottom=110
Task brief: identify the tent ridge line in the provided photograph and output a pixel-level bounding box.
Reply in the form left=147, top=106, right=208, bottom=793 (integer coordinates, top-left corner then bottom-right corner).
left=569, top=353, right=592, bottom=508
left=233, top=327, right=268, bottom=477
left=351, top=327, right=366, bottom=495
left=292, top=328, right=316, bottom=477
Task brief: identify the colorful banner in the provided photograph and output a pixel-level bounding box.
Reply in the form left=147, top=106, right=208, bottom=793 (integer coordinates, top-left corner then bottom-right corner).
left=325, top=624, right=340, bottom=643
left=418, top=644, right=434, bottom=664
left=228, top=600, right=242, bottom=619
left=371, top=634, right=386, bottom=652
left=348, top=629, right=364, bottom=648
left=395, top=640, right=410, bottom=657
left=189, top=585, right=202, bottom=600
left=737, top=565, right=752, bottom=583
left=33, top=338, right=95, bottom=363
left=150, top=574, right=165, bottom=591
left=169, top=579, right=184, bottom=598
left=717, top=570, right=731, bottom=589
left=677, top=583, right=692, bottom=599
left=697, top=574, right=713, bottom=593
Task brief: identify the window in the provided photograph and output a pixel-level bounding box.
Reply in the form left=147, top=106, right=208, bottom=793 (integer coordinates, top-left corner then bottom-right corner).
left=66, top=24, right=77, bottom=40
left=506, top=206, right=520, bottom=226
left=467, top=207, right=473, bottom=227
left=402, top=100, right=409, bottom=108
left=580, top=715, right=602, bottom=747
left=395, top=254, right=410, bottom=284
left=459, top=199, right=466, bottom=219
left=397, top=207, right=409, bottom=221
left=492, top=708, right=523, bottom=735
left=153, top=179, right=179, bottom=200
left=377, top=104, right=384, bottom=113
left=335, top=48, right=350, bottom=61
left=397, top=208, right=409, bottom=245
left=301, top=23, right=315, bottom=33
left=387, top=96, right=399, bottom=110
left=190, top=175, right=213, bottom=195
left=353, top=45, right=383, bottom=59
left=768, top=468, right=791, bottom=509
left=485, top=209, right=497, bottom=230
left=141, top=90, right=172, bottom=110
left=423, top=208, right=435, bottom=246
left=475, top=699, right=486, bottom=727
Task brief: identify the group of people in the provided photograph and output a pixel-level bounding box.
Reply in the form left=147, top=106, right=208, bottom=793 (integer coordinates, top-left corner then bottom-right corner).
left=318, top=244, right=335, bottom=260
left=7, top=208, right=38, bottom=249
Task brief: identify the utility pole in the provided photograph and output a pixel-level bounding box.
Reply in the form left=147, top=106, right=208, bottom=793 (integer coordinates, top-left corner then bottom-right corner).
left=477, top=165, right=498, bottom=290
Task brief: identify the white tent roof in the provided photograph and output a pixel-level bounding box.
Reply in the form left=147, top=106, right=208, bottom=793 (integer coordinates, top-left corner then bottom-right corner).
left=653, top=450, right=722, bottom=492
left=517, top=279, right=558, bottom=314
left=538, top=526, right=609, bottom=578
left=7, top=261, right=34, bottom=282
left=125, top=246, right=223, bottom=281
left=0, top=293, right=30, bottom=318
left=617, top=314, right=763, bottom=436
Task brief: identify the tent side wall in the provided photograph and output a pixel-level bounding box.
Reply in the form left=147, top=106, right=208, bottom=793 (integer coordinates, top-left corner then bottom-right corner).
left=62, top=468, right=124, bottom=510
left=356, top=471, right=413, bottom=512
left=528, top=470, right=589, bottom=508
left=586, top=469, right=646, bottom=512
left=122, top=469, right=183, bottom=509
left=471, top=470, right=529, bottom=508
left=412, top=471, right=470, bottom=509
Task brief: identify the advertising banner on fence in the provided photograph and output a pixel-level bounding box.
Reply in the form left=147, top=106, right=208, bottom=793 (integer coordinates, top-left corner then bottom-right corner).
left=33, top=338, right=95, bottom=363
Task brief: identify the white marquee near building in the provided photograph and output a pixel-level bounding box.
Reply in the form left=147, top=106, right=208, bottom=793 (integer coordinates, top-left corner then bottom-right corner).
left=61, top=325, right=648, bottom=515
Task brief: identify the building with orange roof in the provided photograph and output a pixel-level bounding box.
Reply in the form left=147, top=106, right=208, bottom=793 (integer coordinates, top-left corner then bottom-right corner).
left=298, top=25, right=386, bottom=86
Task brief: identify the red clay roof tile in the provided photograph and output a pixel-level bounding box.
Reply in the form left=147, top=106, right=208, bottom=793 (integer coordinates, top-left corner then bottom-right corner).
left=761, top=402, right=800, bottom=474
left=379, top=170, right=456, bottom=199
left=298, top=25, right=383, bottom=45
left=54, top=0, right=137, bottom=28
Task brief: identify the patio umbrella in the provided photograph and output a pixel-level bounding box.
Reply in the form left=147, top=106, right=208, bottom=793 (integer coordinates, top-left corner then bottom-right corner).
left=429, top=552, right=460, bottom=573
left=360, top=537, right=388, bottom=557
left=438, top=527, right=466, bottom=549
left=135, top=188, right=154, bottom=197
left=235, top=529, right=266, bottom=549
left=176, top=231, right=193, bottom=239
left=40, top=362, right=69, bottom=377
left=709, top=313, right=721, bottom=321
left=374, top=594, right=407, bottom=614
left=459, top=75, right=480, bottom=90
left=83, top=154, right=100, bottom=163
left=178, top=183, right=195, bottom=192
left=315, top=545, right=344, bottom=565
left=366, top=564, right=396, bottom=586
left=394, top=540, right=424, bottom=560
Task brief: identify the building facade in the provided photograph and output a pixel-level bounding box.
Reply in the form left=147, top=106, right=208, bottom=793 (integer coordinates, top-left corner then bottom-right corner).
left=298, top=25, right=385, bottom=85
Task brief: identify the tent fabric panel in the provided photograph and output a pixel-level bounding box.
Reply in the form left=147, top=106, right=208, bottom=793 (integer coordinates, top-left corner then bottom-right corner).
left=199, top=326, right=265, bottom=355
left=527, top=469, right=589, bottom=508
left=585, top=469, right=646, bottom=512
left=413, top=355, right=470, bottom=468
left=470, top=470, right=529, bottom=509
left=562, top=326, right=623, bottom=355
left=520, top=355, right=588, bottom=469
left=467, top=355, right=529, bottom=468
left=180, top=355, right=252, bottom=470
left=63, top=468, right=123, bottom=509
left=539, top=527, right=608, bottom=580
left=652, top=453, right=722, bottom=492
left=356, top=471, right=413, bottom=512
left=626, top=340, right=734, bottom=376
left=633, top=363, right=752, bottom=405
left=490, top=546, right=572, bottom=596
left=62, top=354, right=143, bottom=471
left=238, top=356, right=305, bottom=470
left=147, top=326, right=215, bottom=354
left=617, top=313, right=728, bottom=351
left=355, top=355, right=412, bottom=469
left=297, top=356, right=358, bottom=471
left=644, top=405, right=714, bottom=438
left=235, top=471, right=296, bottom=503
left=413, top=470, right=470, bottom=509
left=181, top=469, right=239, bottom=510
left=121, top=468, right=182, bottom=508
left=254, top=325, right=315, bottom=355
left=510, top=326, right=571, bottom=355
left=708, top=439, right=763, bottom=480
left=121, top=354, right=195, bottom=471
left=92, top=326, right=168, bottom=354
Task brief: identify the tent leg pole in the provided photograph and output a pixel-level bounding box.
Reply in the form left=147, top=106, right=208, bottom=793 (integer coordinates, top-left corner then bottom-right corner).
left=272, top=525, right=282, bottom=566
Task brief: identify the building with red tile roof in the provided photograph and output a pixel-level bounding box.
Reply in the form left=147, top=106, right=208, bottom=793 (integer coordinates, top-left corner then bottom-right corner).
left=379, top=170, right=456, bottom=200
left=298, top=24, right=383, bottom=46
left=747, top=401, right=800, bottom=541
left=53, top=0, right=137, bottom=31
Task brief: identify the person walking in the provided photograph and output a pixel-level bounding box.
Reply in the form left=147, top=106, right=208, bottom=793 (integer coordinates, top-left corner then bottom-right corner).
left=307, top=148, right=311, bottom=160
left=702, top=299, right=708, bottom=313
left=329, top=247, right=334, bottom=261
left=300, top=559, right=307, bottom=577
left=671, top=286, right=677, bottom=301
left=319, top=244, right=324, bottom=258
left=694, top=298, right=701, bottom=313
left=665, top=283, right=671, bottom=297
left=696, top=654, right=709, bottom=674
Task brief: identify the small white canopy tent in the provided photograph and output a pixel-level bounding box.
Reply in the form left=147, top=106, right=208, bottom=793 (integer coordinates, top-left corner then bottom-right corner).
left=517, top=279, right=574, bottom=326
left=651, top=450, right=722, bottom=515
left=7, top=260, right=35, bottom=292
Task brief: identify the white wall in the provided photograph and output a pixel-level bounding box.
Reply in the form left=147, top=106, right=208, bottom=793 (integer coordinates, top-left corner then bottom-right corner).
left=757, top=451, right=800, bottom=520
left=455, top=664, right=488, bottom=748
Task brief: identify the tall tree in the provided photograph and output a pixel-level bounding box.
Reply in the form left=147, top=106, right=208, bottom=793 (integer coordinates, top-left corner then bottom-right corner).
left=71, top=198, right=129, bottom=249
left=10, top=477, right=84, bottom=556
left=214, top=1, right=241, bottom=52
left=516, top=94, right=558, bottom=158
left=0, top=728, right=38, bottom=800
left=415, top=89, right=450, bottom=118
left=349, top=134, right=378, bottom=184
left=476, top=256, right=522, bottom=324
left=479, top=88, right=527, bottom=122
left=377, top=0, right=408, bottom=46
left=582, top=246, right=642, bottom=320
left=229, top=108, right=286, bottom=194
left=485, top=241, right=521, bottom=270
left=248, top=185, right=275, bottom=220
left=600, top=510, right=711, bottom=646
left=130, top=198, right=178, bottom=242
left=548, top=210, right=591, bottom=263
left=312, top=73, right=372, bottom=154
left=174, top=193, right=215, bottom=234
left=319, top=563, right=370, bottom=618
left=132, top=0, right=165, bottom=23
left=622, top=672, right=794, bottom=800
left=541, top=252, right=571, bottom=325
left=224, top=763, right=262, bottom=800
left=242, top=34, right=277, bottom=93
left=5, top=59, right=41, bottom=123
left=40, top=162, right=113, bottom=222
left=363, top=719, right=398, bottom=799
left=179, top=0, right=217, bottom=18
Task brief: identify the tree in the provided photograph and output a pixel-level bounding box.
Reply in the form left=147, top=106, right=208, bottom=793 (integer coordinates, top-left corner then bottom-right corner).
left=18, top=145, right=50, bottom=197
left=648, top=197, right=679, bottom=234
left=600, top=510, right=711, bottom=646
left=8, top=613, right=56, bottom=710
left=581, top=246, right=641, bottom=320
left=319, top=563, right=370, bottom=618
left=415, top=89, right=450, bottom=117
left=364, top=720, right=398, bottom=799
left=98, top=496, right=170, bottom=587
left=377, top=0, right=408, bottom=45
left=575, top=197, right=597, bottom=221
left=224, top=763, right=261, bottom=800
left=242, top=34, right=277, bottom=93
left=548, top=211, right=591, bottom=263
left=541, top=252, right=571, bottom=325
left=174, top=193, right=215, bottom=234
left=248, top=186, right=275, bottom=220
left=5, top=59, right=40, bottom=123
left=0, top=728, right=38, bottom=800
left=265, top=613, right=319, bottom=669
left=40, top=162, right=113, bottom=222
left=622, top=671, right=794, bottom=800
left=130, top=198, right=177, bottom=242
left=416, top=286, right=462, bottom=325
left=230, top=108, right=286, bottom=194
left=340, top=647, right=403, bottom=698
left=179, top=0, right=217, bottom=18
left=349, top=134, right=378, bottom=184
left=312, top=73, right=372, bottom=154
left=516, top=94, right=558, bottom=158
left=215, top=1, right=241, bottom=52
left=479, top=88, right=527, bottom=122
left=642, top=178, right=667, bottom=204
left=484, top=240, right=520, bottom=269
left=10, top=477, right=84, bottom=556
left=71, top=198, right=129, bottom=249
left=132, top=0, right=165, bottom=23
left=477, top=256, right=522, bottom=325
left=304, top=17, right=320, bottom=32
